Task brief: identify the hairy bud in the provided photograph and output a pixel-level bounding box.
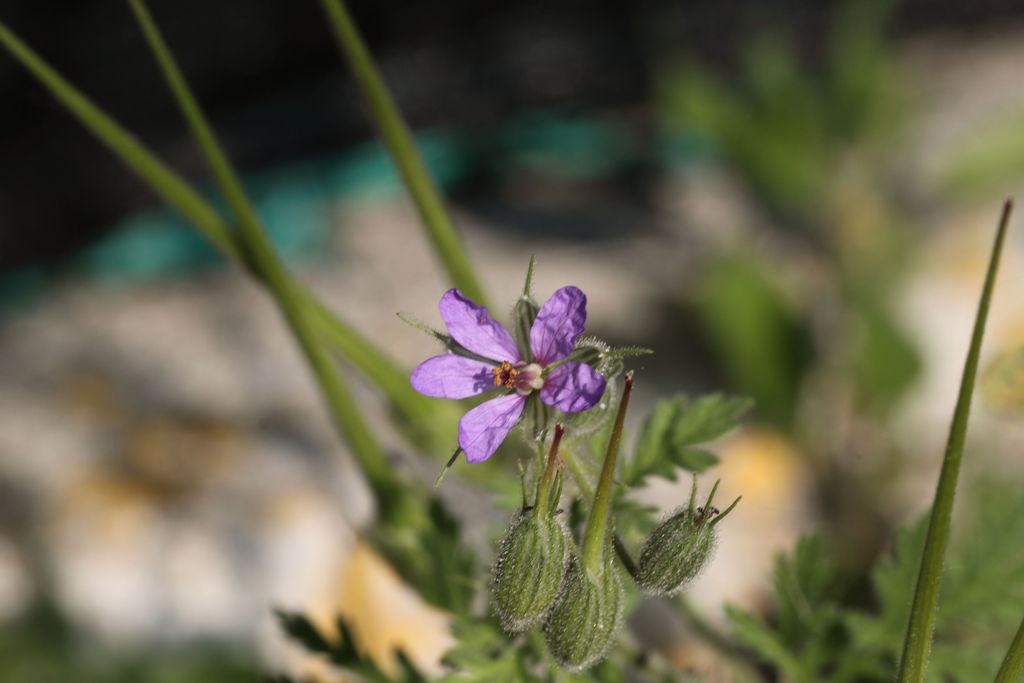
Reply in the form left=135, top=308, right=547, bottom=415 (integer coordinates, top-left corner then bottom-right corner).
left=636, top=478, right=739, bottom=596
left=492, top=512, right=569, bottom=632
left=543, top=553, right=624, bottom=671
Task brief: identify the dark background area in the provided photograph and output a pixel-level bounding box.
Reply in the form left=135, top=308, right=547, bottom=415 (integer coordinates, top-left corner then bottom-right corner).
left=1, top=0, right=1022, bottom=273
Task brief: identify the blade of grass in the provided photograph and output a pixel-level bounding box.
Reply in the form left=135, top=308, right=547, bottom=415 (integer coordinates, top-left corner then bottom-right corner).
left=995, top=616, right=1024, bottom=683
left=126, top=0, right=406, bottom=507
left=318, top=0, right=488, bottom=306
left=0, top=16, right=443, bottom=451
left=896, top=199, right=1014, bottom=682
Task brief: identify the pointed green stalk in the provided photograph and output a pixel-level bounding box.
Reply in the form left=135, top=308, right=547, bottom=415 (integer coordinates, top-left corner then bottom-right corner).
left=534, top=424, right=565, bottom=517
left=581, top=371, right=634, bottom=576
left=0, top=16, right=444, bottom=452
left=995, top=616, right=1024, bottom=683
left=126, top=0, right=401, bottom=505
left=896, top=199, right=1014, bottom=682
left=317, top=0, right=487, bottom=306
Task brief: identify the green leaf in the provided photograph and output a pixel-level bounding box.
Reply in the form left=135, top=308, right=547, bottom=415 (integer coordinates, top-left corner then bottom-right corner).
left=276, top=610, right=431, bottom=682
left=849, top=480, right=1024, bottom=682
left=722, top=535, right=901, bottom=683
left=676, top=448, right=720, bottom=473
left=671, top=393, right=752, bottom=449
left=369, top=497, right=477, bottom=616
left=624, top=396, right=686, bottom=486
left=437, top=616, right=538, bottom=683
left=726, top=605, right=807, bottom=682
left=621, top=394, right=749, bottom=487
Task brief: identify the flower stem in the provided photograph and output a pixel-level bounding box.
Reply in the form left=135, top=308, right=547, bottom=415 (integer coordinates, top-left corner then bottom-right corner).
left=126, top=0, right=400, bottom=507
left=896, top=198, right=1014, bottom=682
left=317, top=0, right=488, bottom=306
left=534, top=424, right=565, bottom=516
left=581, top=371, right=634, bottom=577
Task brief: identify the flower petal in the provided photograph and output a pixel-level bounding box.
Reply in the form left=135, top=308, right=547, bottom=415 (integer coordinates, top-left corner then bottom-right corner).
left=410, top=354, right=496, bottom=399
left=459, top=393, right=526, bottom=463
left=530, top=286, right=587, bottom=365
left=540, top=362, right=606, bottom=413
left=439, top=289, right=520, bottom=363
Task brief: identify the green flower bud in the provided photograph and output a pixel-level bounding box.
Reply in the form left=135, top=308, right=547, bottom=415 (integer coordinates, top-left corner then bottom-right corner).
left=543, top=553, right=624, bottom=671
left=636, top=478, right=740, bottom=596
left=492, top=511, right=569, bottom=632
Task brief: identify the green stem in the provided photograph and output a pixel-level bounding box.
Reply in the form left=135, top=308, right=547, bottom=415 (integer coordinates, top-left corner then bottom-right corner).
left=127, top=0, right=400, bottom=505
left=581, top=371, right=634, bottom=576
left=896, top=199, right=1014, bottom=682
left=534, top=424, right=565, bottom=516
left=318, top=0, right=487, bottom=306
left=995, top=616, right=1024, bottom=683
left=0, top=16, right=437, bottom=450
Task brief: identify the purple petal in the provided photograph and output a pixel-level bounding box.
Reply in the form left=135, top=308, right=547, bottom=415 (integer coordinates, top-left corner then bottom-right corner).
left=540, top=362, right=606, bottom=413
left=530, top=286, right=587, bottom=365
left=410, top=354, right=496, bottom=399
left=439, top=289, right=520, bottom=363
left=458, top=393, right=526, bottom=463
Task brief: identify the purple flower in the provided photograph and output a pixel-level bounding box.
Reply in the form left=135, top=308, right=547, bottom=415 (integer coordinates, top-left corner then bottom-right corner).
left=411, top=287, right=607, bottom=463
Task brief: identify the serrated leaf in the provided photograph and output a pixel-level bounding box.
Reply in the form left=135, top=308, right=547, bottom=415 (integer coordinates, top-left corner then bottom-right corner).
left=676, top=448, right=720, bottom=473
left=622, top=396, right=686, bottom=487
left=275, top=610, right=336, bottom=659
left=370, top=497, right=477, bottom=616
left=848, top=480, right=1024, bottom=682
left=671, top=394, right=753, bottom=448
left=727, top=605, right=807, bottom=682
left=438, top=616, right=534, bottom=683
left=275, top=611, right=398, bottom=682
left=621, top=394, right=749, bottom=487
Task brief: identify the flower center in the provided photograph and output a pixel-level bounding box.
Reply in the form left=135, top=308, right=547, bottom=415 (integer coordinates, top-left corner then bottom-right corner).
left=493, top=361, right=544, bottom=395
left=492, top=361, right=519, bottom=388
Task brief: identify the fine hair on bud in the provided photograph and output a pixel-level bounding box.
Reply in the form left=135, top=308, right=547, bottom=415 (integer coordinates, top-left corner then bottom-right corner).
left=491, top=511, right=570, bottom=632
left=635, top=477, right=740, bottom=596
left=542, top=553, right=624, bottom=671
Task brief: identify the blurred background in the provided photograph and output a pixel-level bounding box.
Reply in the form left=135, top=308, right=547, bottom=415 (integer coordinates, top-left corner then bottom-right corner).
left=0, top=0, right=1023, bottom=680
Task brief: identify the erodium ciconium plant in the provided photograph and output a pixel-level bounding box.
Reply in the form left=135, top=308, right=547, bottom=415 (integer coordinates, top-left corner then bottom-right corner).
left=410, top=285, right=607, bottom=462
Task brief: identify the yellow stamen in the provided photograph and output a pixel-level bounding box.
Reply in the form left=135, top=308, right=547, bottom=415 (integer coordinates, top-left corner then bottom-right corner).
left=492, top=361, right=519, bottom=388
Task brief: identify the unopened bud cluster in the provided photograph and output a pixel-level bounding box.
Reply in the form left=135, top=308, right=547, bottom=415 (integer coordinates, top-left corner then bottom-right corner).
left=487, top=365, right=740, bottom=673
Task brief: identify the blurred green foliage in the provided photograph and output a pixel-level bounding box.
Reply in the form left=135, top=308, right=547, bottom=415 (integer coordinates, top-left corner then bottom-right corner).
left=694, top=254, right=811, bottom=427
left=658, top=0, right=900, bottom=215
left=0, top=602, right=257, bottom=683
left=727, top=480, right=1024, bottom=682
